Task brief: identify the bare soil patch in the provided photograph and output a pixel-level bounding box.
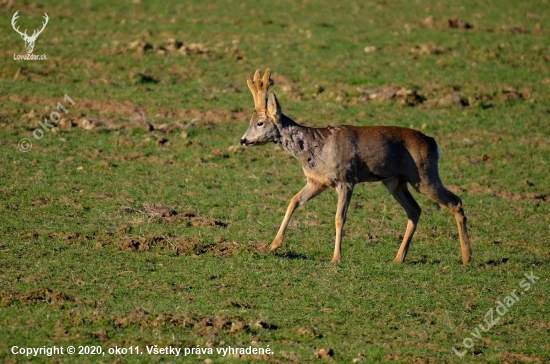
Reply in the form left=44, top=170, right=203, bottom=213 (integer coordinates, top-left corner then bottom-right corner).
left=113, top=308, right=277, bottom=340
left=448, top=183, right=547, bottom=203
left=357, top=86, right=426, bottom=106
left=113, top=308, right=196, bottom=329
left=125, top=39, right=209, bottom=57
left=1, top=288, right=73, bottom=306
left=2, top=95, right=247, bottom=133
left=315, top=348, right=334, bottom=360
left=353, top=84, right=533, bottom=109
left=422, top=16, right=473, bottom=30
left=116, top=234, right=241, bottom=257
left=120, top=202, right=228, bottom=227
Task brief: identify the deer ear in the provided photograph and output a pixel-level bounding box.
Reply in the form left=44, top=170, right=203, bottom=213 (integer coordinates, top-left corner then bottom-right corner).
left=266, top=92, right=281, bottom=119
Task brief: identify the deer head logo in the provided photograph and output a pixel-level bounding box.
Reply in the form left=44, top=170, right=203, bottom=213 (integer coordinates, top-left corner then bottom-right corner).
left=11, top=11, right=49, bottom=54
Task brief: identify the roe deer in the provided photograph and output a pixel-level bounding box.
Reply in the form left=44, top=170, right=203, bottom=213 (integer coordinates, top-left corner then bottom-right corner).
left=240, top=69, right=471, bottom=264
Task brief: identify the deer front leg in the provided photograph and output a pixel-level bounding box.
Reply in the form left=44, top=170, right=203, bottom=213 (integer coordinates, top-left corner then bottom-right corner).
left=269, top=179, right=327, bottom=253
left=332, top=183, right=354, bottom=263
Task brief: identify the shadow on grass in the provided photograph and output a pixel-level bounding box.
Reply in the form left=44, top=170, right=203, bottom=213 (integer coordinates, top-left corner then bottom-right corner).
left=407, top=255, right=442, bottom=265
left=274, top=251, right=310, bottom=260
left=478, top=257, right=510, bottom=267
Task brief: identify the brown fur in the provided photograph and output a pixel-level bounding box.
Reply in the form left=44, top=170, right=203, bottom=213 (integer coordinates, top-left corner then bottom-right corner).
left=241, top=69, right=471, bottom=264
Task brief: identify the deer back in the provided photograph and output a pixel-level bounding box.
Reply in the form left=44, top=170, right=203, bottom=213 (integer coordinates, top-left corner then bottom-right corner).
left=281, top=124, right=439, bottom=189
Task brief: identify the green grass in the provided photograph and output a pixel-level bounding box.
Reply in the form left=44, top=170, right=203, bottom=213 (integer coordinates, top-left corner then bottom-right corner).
left=1, top=0, right=549, bottom=363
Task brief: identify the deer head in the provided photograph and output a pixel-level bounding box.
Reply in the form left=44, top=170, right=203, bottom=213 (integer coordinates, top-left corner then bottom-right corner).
left=11, top=11, right=49, bottom=54
left=240, top=69, right=283, bottom=146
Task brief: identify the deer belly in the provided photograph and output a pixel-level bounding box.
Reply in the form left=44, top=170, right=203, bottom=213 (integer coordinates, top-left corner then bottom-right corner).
left=303, top=168, right=338, bottom=187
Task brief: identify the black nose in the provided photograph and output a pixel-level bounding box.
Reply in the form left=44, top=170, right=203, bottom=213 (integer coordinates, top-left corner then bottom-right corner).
left=240, top=138, right=246, bottom=145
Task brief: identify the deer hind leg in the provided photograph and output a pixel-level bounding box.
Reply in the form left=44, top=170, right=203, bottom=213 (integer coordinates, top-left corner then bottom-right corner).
left=384, top=179, right=422, bottom=263
left=418, top=182, right=471, bottom=264
left=269, top=179, right=327, bottom=253
left=332, top=183, right=354, bottom=264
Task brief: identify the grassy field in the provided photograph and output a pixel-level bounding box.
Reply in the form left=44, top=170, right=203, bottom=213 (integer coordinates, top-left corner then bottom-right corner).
left=1, top=0, right=549, bottom=363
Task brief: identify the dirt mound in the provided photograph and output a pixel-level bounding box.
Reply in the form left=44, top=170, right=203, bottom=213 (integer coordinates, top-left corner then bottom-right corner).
left=195, top=316, right=277, bottom=335
left=422, top=16, right=473, bottom=29
left=2, top=95, right=248, bottom=136
left=1, top=288, right=72, bottom=306
left=353, top=83, right=534, bottom=109
left=422, top=92, right=469, bottom=108
left=357, top=86, right=426, bottom=106
left=410, top=43, right=451, bottom=56
left=120, top=202, right=227, bottom=227
left=115, top=233, right=241, bottom=257
left=188, top=217, right=228, bottom=227
left=113, top=308, right=196, bottom=328
left=297, top=327, right=318, bottom=338
left=315, top=348, right=334, bottom=360
left=142, top=203, right=178, bottom=218
left=126, top=39, right=209, bottom=56
left=113, top=308, right=277, bottom=339
left=117, top=237, right=153, bottom=252
left=196, top=241, right=241, bottom=256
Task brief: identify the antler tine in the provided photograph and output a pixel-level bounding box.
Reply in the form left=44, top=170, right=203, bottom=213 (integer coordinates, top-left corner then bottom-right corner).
left=247, top=69, right=260, bottom=109
left=38, top=13, right=49, bottom=33
left=253, top=69, right=262, bottom=91
left=11, top=11, right=27, bottom=37
left=247, top=69, right=274, bottom=111
left=33, top=13, right=49, bottom=38
left=262, top=69, right=273, bottom=89
left=11, top=10, right=19, bottom=25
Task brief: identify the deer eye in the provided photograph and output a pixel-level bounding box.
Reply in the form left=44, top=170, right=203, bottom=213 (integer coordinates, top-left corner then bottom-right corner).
left=256, top=121, right=264, bottom=127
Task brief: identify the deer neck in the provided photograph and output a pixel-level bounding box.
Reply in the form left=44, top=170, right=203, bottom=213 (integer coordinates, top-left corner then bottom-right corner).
left=275, top=114, right=326, bottom=166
